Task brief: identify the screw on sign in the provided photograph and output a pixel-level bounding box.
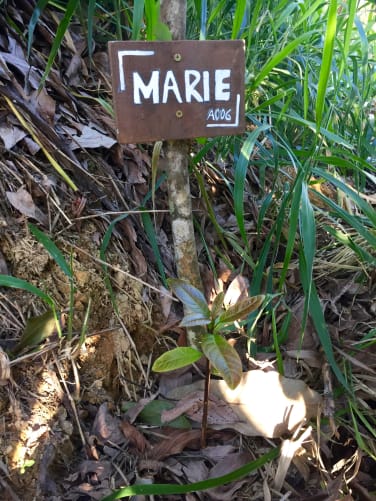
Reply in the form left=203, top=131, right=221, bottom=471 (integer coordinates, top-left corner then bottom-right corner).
left=108, top=40, right=245, bottom=143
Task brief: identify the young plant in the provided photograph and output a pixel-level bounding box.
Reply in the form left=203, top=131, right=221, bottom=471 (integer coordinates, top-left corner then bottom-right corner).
left=153, top=279, right=265, bottom=388
left=153, top=279, right=265, bottom=446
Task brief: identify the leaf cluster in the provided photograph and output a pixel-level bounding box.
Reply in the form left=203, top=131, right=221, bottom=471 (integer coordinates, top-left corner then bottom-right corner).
left=152, top=279, right=265, bottom=389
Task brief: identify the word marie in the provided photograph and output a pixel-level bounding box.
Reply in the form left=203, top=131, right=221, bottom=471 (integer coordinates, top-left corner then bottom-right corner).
left=126, top=69, right=232, bottom=105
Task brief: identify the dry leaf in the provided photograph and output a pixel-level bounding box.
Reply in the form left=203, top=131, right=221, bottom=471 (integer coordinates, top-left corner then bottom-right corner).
left=223, top=275, right=249, bottom=307
left=162, top=391, right=241, bottom=426
left=30, top=87, right=56, bottom=125
left=160, top=285, right=173, bottom=319
left=0, top=249, right=9, bottom=275
left=92, top=403, right=125, bottom=445
left=206, top=452, right=252, bottom=500
left=150, top=429, right=201, bottom=460
left=6, top=187, right=48, bottom=225
left=119, top=420, right=150, bottom=454
left=0, top=347, right=11, bottom=385
left=0, top=124, right=26, bottom=149
left=167, top=370, right=321, bottom=438
left=70, top=125, right=116, bottom=150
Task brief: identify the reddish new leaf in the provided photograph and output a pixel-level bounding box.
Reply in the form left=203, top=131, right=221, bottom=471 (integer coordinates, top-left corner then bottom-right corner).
left=201, top=334, right=242, bottom=389
left=217, top=295, right=265, bottom=326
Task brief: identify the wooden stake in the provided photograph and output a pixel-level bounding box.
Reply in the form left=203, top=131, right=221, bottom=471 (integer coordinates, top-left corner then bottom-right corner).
left=160, top=0, right=205, bottom=345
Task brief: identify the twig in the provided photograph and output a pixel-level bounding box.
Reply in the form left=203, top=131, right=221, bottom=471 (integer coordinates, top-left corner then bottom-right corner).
left=201, top=358, right=211, bottom=449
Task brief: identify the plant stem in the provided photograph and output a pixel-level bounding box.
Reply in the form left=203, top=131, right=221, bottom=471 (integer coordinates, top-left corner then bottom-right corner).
left=201, top=358, right=211, bottom=449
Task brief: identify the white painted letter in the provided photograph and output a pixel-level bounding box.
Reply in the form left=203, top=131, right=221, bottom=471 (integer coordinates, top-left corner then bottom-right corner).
left=162, top=70, right=183, bottom=103
left=215, top=69, right=231, bottom=101
left=203, top=71, right=210, bottom=102
left=133, top=71, right=159, bottom=104
left=184, top=70, right=203, bottom=103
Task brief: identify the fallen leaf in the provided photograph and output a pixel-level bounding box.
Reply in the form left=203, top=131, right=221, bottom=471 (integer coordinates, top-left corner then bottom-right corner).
left=162, top=391, right=241, bottom=427
left=119, top=420, right=150, bottom=454
left=0, top=52, right=40, bottom=88
left=79, top=460, right=112, bottom=481
left=6, top=187, right=48, bottom=225
left=70, top=125, right=116, bottom=150
left=0, top=250, right=9, bottom=275
left=0, top=347, right=11, bottom=386
left=30, top=87, right=56, bottom=125
left=0, top=123, right=26, bottom=149
left=160, top=285, right=173, bottom=319
left=223, top=275, right=249, bottom=307
left=119, top=218, right=147, bottom=276
left=92, top=403, right=125, bottom=445
left=206, top=452, right=252, bottom=500
left=150, top=429, right=202, bottom=460
left=167, top=370, right=321, bottom=438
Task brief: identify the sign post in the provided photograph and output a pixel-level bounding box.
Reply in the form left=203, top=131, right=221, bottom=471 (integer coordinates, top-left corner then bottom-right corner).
left=108, top=0, right=245, bottom=348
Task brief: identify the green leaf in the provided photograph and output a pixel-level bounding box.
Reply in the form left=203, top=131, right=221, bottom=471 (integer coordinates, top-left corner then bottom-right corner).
left=121, top=400, right=191, bottom=429
left=234, top=125, right=271, bottom=246
left=29, top=223, right=72, bottom=278
left=101, top=446, right=280, bottom=500
left=154, top=21, right=172, bottom=41
left=218, top=296, right=265, bottom=325
left=141, top=209, right=167, bottom=286
left=13, top=310, right=61, bottom=355
left=201, top=334, right=242, bottom=389
left=152, top=347, right=203, bottom=372
left=132, top=0, right=145, bottom=40
left=231, top=0, right=246, bottom=39
left=169, top=279, right=210, bottom=318
left=315, top=0, right=337, bottom=129
left=27, top=0, right=49, bottom=60
left=39, top=0, right=80, bottom=89
left=180, top=313, right=211, bottom=328
left=0, top=275, right=53, bottom=308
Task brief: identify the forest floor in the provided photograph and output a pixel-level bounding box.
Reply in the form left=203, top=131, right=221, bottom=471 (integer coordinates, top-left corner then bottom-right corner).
left=0, top=4, right=376, bottom=501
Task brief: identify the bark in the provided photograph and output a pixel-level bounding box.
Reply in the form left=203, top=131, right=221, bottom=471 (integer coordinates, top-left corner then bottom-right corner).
left=160, top=0, right=205, bottom=344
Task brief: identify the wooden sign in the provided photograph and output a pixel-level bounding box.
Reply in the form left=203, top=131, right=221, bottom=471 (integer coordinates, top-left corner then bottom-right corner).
left=108, top=40, right=245, bottom=143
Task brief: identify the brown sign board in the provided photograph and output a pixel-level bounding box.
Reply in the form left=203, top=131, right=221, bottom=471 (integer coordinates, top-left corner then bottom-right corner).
left=108, top=40, right=245, bottom=143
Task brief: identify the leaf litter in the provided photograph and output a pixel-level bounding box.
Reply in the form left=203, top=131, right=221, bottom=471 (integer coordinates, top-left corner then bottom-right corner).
left=0, top=2, right=375, bottom=500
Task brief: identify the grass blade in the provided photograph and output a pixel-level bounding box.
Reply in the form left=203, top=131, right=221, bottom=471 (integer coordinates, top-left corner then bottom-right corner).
left=102, top=446, right=280, bottom=500
left=3, top=96, right=78, bottom=191
left=132, top=0, right=145, bottom=40
left=315, top=0, right=337, bottom=129
left=0, top=275, right=53, bottom=308
left=234, top=124, right=270, bottom=245
left=309, top=283, right=349, bottom=391
left=252, top=31, right=316, bottom=90
left=140, top=209, right=167, bottom=286
left=29, top=223, right=73, bottom=279
left=231, top=0, right=246, bottom=40
left=39, top=0, right=80, bottom=89
left=27, top=0, right=49, bottom=60
left=87, top=0, right=96, bottom=59
left=200, top=0, right=207, bottom=40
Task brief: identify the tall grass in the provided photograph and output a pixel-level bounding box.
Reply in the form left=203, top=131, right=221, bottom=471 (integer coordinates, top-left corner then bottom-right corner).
left=186, top=0, right=376, bottom=391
